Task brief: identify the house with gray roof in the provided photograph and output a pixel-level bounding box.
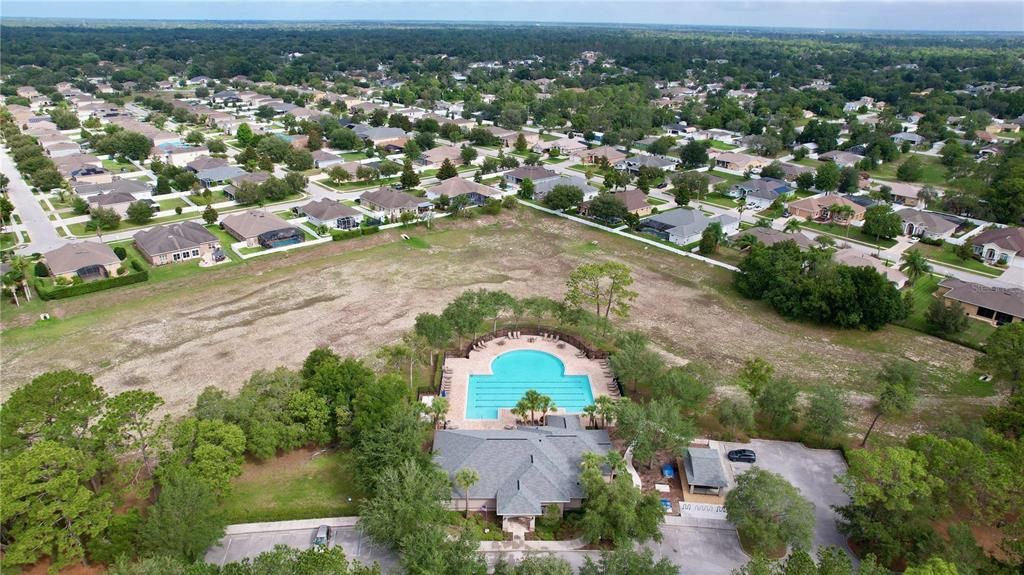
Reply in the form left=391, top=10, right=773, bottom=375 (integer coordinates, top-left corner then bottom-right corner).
left=221, top=210, right=302, bottom=248
left=133, top=221, right=222, bottom=266
left=533, top=174, right=600, bottom=202
left=615, top=154, right=676, bottom=174
left=897, top=209, right=958, bottom=240
left=74, top=178, right=151, bottom=199
left=938, top=278, right=1024, bottom=326
left=681, top=447, right=728, bottom=495
left=300, top=198, right=363, bottom=229
left=638, top=209, right=740, bottom=247
left=359, top=186, right=428, bottom=220
left=891, top=132, right=926, bottom=147
left=433, top=415, right=611, bottom=532
left=88, top=191, right=138, bottom=216
left=504, top=166, right=558, bottom=186
left=44, top=242, right=121, bottom=281
left=732, top=227, right=815, bottom=250
left=196, top=165, right=248, bottom=187
left=727, top=178, right=792, bottom=210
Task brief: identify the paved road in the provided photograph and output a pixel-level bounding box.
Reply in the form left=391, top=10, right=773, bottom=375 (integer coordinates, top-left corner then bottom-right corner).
left=1, top=146, right=67, bottom=254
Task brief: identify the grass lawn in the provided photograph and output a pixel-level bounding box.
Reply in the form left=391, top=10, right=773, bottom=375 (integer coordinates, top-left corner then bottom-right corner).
left=702, top=192, right=740, bottom=208
left=869, top=154, right=948, bottom=187
left=793, top=158, right=823, bottom=168
left=273, top=210, right=297, bottom=220
left=905, top=243, right=1002, bottom=277
left=1, top=232, right=18, bottom=251
left=321, top=177, right=398, bottom=192
left=402, top=235, right=431, bottom=249
left=566, top=164, right=589, bottom=173
left=102, top=158, right=136, bottom=172
left=193, top=190, right=230, bottom=204
left=540, top=133, right=560, bottom=142
left=798, top=220, right=897, bottom=248
left=67, top=212, right=196, bottom=236
left=709, top=169, right=745, bottom=186
left=341, top=151, right=370, bottom=161
left=896, top=274, right=995, bottom=350
left=647, top=197, right=668, bottom=206
left=157, top=198, right=190, bottom=211
left=708, top=140, right=738, bottom=151
left=221, top=448, right=363, bottom=524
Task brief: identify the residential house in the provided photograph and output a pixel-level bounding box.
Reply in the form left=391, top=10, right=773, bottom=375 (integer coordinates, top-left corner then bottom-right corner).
left=74, top=178, right=151, bottom=199
left=432, top=415, right=611, bottom=532
left=88, top=191, right=137, bottom=217
left=186, top=155, right=229, bottom=173
left=533, top=174, right=600, bottom=202
left=359, top=186, right=427, bottom=219
left=43, top=141, right=82, bottom=158
left=504, top=166, right=558, bottom=186
left=424, top=178, right=501, bottom=205
left=312, top=150, right=345, bottom=169
left=580, top=146, right=626, bottom=165
left=891, top=132, right=926, bottom=147
left=44, top=242, right=121, bottom=281
left=221, top=210, right=304, bottom=249
left=974, top=131, right=998, bottom=145
left=680, top=448, right=728, bottom=495
left=638, top=209, right=740, bottom=246
left=731, top=227, right=815, bottom=250
left=886, top=181, right=926, bottom=207
left=714, top=152, right=769, bottom=173
left=484, top=125, right=518, bottom=147
left=833, top=249, right=908, bottom=289
left=818, top=150, right=865, bottom=168
left=159, top=146, right=209, bottom=167
left=352, top=125, right=409, bottom=148
left=580, top=189, right=652, bottom=218
left=971, top=227, right=1024, bottom=266
left=727, top=178, right=792, bottom=211
left=300, top=199, right=363, bottom=230
left=664, top=123, right=690, bottom=136
left=937, top=278, right=1024, bottom=326
left=133, top=221, right=223, bottom=266
left=615, top=155, right=676, bottom=174
left=533, top=137, right=588, bottom=157
left=777, top=163, right=815, bottom=182
left=417, top=145, right=464, bottom=169
left=788, top=195, right=866, bottom=223
left=196, top=165, right=248, bottom=188
left=897, top=209, right=958, bottom=240
left=223, top=171, right=272, bottom=200
left=843, top=97, right=875, bottom=113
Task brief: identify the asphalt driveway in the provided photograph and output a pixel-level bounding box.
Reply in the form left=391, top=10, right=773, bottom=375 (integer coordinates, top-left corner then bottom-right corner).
left=205, top=522, right=397, bottom=571
left=721, top=439, right=852, bottom=555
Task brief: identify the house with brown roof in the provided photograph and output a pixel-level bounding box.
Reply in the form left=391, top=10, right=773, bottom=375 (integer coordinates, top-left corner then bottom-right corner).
left=971, top=227, right=1024, bottom=266
left=300, top=198, right=363, bottom=230
left=504, top=166, right=558, bottom=186
left=834, top=248, right=908, bottom=289
left=133, top=221, right=222, bottom=266
left=788, top=195, right=866, bottom=223
left=88, top=191, right=138, bottom=217
left=732, top=227, right=815, bottom=250
left=580, top=189, right=653, bottom=218
left=417, top=144, right=465, bottom=168
left=937, top=278, right=1024, bottom=326
left=580, top=146, right=627, bottom=165
left=425, top=178, right=500, bottom=205
left=818, top=150, right=865, bottom=168
left=885, top=181, right=926, bottom=207
left=186, top=155, right=229, bottom=173
left=221, top=210, right=303, bottom=248
left=359, top=186, right=427, bottom=219
left=714, top=152, right=769, bottom=173
left=44, top=242, right=121, bottom=281
left=312, top=150, right=344, bottom=169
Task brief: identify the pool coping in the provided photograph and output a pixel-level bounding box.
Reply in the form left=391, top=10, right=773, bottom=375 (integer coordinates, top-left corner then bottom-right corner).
left=464, top=348, right=596, bottom=420
left=441, top=337, right=615, bottom=430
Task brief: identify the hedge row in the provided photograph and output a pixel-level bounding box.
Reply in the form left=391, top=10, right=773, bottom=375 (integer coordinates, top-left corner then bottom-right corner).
left=35, top=269, right=149, bottom=300
left=330, top=225, right=380, bottom=241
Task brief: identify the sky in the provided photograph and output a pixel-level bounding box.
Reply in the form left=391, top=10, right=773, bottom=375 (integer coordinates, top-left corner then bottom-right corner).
left=2, top=1, right=1023, bottom=32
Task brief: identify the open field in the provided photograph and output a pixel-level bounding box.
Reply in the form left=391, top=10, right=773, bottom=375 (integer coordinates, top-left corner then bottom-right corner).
left=0, top=208, right=993, bottom=440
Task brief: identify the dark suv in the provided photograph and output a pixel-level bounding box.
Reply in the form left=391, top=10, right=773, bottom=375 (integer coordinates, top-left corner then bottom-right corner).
left=727, top=449, right=756, bottom=463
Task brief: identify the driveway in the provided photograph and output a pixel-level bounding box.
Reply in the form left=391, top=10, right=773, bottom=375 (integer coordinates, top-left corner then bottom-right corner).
left=720, top=439, right=852, bottom=556
left=205, top=518, right=398, bottom=571
left=0, top=146, right=66, bottom=254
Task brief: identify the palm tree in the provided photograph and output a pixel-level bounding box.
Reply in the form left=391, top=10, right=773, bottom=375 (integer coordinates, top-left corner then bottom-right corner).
left=783, top=218, right=802, bottom=234
left=583, top=404, right=598, bottom=429
left=899, top=250, right=932, bottom=285
left=9, top=255, right=32, bottom=302
left=537, top=395, right=556, bottom=424
left=521, top=389, right=544, bottom=425
left=430, top=396, right=449, bottom=429
left=733, top=234, right=761, bottom=251
left=594, top=395, right=616, bottom=429
left=454, top=468, right=480, bottom=518
left=829, top=205, right=855, bottom=238
left=2, top=273, right=20, bottom=307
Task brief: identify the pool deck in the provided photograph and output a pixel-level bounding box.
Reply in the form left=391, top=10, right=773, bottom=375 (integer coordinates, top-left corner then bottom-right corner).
left=442, top=336, right=615, bottom=430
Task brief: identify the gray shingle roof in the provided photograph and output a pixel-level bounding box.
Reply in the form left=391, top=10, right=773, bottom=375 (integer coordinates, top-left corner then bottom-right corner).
left=133, top=221, right=218, bottom=257
left=196, top=165, right=247, bottom=183
left=533, top=174, right=598, bottom=198
left=44, top=242, right=119, bottom=276
left=683, top=447, right=728, bottom=489
left=433, top=416, right=611, bottom=517
left=301, top=198, right=360, bottom=220
left=939, top=278, right=1024, bottom=319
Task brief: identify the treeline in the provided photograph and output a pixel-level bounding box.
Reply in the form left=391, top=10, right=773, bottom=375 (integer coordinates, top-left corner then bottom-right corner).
left=0, top=108, right=66, bottom=191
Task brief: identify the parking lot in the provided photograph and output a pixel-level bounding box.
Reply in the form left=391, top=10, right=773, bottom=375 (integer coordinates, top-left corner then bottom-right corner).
left=205, top=521, right=398, bottom=571
left=720, top=439, right=852, bottom=554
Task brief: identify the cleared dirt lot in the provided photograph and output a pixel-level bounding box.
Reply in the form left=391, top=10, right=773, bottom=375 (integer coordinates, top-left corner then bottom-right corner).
left=0, top=208, right=986, bottom=428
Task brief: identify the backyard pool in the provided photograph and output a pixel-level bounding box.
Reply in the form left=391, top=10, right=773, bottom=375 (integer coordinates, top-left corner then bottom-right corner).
left=466, top=349, right=594, bottom=419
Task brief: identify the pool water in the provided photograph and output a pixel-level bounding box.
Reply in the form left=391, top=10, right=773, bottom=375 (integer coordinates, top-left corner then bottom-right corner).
left=466, top=350, right=594, bottom=419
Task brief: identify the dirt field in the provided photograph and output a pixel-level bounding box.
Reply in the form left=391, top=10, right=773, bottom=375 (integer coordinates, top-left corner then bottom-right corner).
left=0, top=208, right=991, bottom=432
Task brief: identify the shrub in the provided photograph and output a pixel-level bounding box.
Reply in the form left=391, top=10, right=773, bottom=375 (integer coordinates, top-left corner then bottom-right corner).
left=117, top=266, right=127, bottom=276
left=113, top=246, right=127, bottom=260
left=33, top=261, right=48, bottom=277
left=130, top=259, right=144, bottom=272
left=175, top=206, right=183, bottom=215
left=361, top=225, right=380, bottom=235
left=35, top=269, right=149, bottom=300
left=331, top=228, right=363, bottom=241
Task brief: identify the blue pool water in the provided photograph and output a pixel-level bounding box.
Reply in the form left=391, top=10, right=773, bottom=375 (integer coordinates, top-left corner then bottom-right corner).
left=466, top=350, right=594, bottom=419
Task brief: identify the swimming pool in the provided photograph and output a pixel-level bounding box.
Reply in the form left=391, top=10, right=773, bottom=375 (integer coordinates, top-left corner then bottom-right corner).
left=466, top=349, right=594, bottom=419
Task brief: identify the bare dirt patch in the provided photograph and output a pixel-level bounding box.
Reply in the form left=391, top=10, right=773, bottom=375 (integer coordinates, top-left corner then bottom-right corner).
left=1, top=209, right=981, bottom=436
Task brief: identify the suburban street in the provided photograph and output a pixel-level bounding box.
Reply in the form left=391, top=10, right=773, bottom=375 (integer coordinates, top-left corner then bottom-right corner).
left=1, top=145, right=66, bottom=254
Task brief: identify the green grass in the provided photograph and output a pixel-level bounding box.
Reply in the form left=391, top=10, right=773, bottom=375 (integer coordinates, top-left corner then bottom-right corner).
left=402, top=235, right=431, bottom=249
left=320, top=177, right=399, bottom=191
left=238, top=246, right=264, bottom=255
left=905, top=243, right=1002, bottom=277
left=647, top=197, right=667, bottom=206
left=896, top=274, right=996, bottom=350
left=102, top=158, right=136, bottom=172
left=709, top=169, right=746, bottom=186
left=540, top=133, right=560, bottom=142
left=221, top=449, right=363, bottom=524
left=157, top=198, right=189, bottom=211
left=273, top=210, right=296, bottom=220
left=192, top=190, right=230, bottom=204
left=798, top=220, right=898, bottom=249
left=702, top=192, right=741, bottom=208
left=869, top=154, right=948, bottom=187
left=793, top=158, right=823, bottom=168
left=1, top=232, right=18, bottom=251
left=708, top=140, right=738, bottom=150
left=204, top=225, right=242, bottom=262
left=341, top=151, right=370, bottom=161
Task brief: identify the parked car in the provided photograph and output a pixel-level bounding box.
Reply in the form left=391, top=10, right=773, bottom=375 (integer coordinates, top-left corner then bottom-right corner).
left=312, top=525, right=329, bottom=548
left=727, top=449, right=756, bottom=463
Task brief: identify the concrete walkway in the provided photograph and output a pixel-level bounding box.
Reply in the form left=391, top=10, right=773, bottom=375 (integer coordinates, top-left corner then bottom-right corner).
left=1, top=146, right=67, bottom=254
